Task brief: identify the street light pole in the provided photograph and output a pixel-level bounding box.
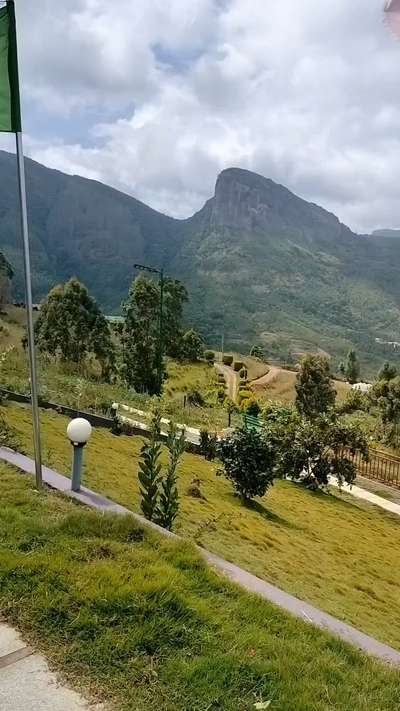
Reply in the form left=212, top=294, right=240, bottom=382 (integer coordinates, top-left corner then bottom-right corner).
left=134, top=263, right=165, bottom=396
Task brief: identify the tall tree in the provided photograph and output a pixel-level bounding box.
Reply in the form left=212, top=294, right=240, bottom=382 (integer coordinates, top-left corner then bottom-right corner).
left=121, top=274, right=189, bottom=393
left=35, top=278, right=114, bottom=377
left=344, top=349, right=360, bottom=384
left=122, top=275, right=160, bottom=394
left=164, top=278, right=188, bottom=358
left=295, top=354, right=336, bottom=419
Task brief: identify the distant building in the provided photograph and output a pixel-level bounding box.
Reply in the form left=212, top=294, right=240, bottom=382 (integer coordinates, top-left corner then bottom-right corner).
left=352, top=382, right=372, bottom=394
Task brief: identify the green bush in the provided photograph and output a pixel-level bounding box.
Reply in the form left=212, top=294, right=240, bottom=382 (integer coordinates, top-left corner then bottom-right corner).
left=237, top=389, right=252, bottom=405
left=218, top=373, right=226, bottom=383
left=187, top=388, right=205, bottom=407
left=222, top=355, right=234, bottom=366
left=217, top=428, right=276, bottom=501
left=199, top=429, right=218, bottom=461
left=337, top=389, right=369, bottom=415
left=204, top=350, right=215, bottom=364
left=234, top=361, right=245, bottom=372
left=242, top=398, right=261, bottom=417
left=239, top=368, right=248, bottom=379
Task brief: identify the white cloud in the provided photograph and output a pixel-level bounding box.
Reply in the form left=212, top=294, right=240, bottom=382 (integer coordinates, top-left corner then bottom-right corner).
left=2, top=0, right=400, bottom=232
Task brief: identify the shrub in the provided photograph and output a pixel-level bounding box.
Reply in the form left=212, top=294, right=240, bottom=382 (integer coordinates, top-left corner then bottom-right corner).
left=155, top=422, right=185, bottom=531
left=199, top=429, right=218, bottom=461
left=237, top=389, right=252, bottom=405
left=242, top=398, right=261, bottom=417
left=234, top=361, right=245, bottom=372
left=204, top=350, right=215, bottom=364
left=187, top=388, right=205, bottom=407
left=217, top=387, right=226, bottom=403
left=218, top=373, right=226, bottom=383
left=222, top=355, right=234, bottom=366
left=337, top=389, right=369, bottom=415
left=239, top=368, right=248, bottom=379
left=217, top=428, right=276, bottom=501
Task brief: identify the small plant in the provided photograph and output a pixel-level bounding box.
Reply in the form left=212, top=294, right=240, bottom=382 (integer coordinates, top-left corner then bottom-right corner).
left=218, top=373, right=226, bottom=384
left=204, top=350, right=215, bottom=364
left=237, top=389, right=253, bottom=405
left=155, top=422, right=185, bottom=531
left=239, top=367, right=247, bottom=379
left=337, top=389, right=369, bottom=415
left=250, top=345, right=265, bottom=361
left=234, top=361, right=245, bottom=372
left=138, top=409, right=163, bottom=522
left=222, top=355, right=234, bottom=366
left=0, top=411, right=20, bottom=451
left=217, top=428, right=276, bottom=501
left=200, top=429, right=218, bottom=461
left=187, top=387, right=205, bottom=406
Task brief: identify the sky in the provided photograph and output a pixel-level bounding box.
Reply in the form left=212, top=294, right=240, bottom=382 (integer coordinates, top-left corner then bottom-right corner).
left=1, top=0, right=400, bottom=233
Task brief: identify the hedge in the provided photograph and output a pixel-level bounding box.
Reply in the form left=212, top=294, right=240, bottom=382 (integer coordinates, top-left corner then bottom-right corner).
left=234, top=361, right=245, bottom=372
left=222, top=355, right=234, bottom=366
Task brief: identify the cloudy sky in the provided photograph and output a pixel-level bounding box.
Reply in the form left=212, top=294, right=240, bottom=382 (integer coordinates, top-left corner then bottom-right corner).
left=1, top=0, right=400, bottom=232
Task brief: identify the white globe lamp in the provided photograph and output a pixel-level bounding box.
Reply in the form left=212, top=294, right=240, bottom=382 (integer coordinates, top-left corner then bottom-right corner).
left=67, top=418, right=92, bottom=492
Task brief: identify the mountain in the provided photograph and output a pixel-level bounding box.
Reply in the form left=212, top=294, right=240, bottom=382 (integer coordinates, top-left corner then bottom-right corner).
left=372, top=229, right=400, bottom=239
left=1, top=151, right=400, bottom=373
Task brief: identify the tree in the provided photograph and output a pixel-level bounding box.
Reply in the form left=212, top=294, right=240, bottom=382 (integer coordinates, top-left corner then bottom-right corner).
left=35, top=278, right=115, bottom=377
left=182, top=329, right=204, bottom=362
left=138, top=409, right=163, bottom=522
left=278, top=414, right=368, bottom=490
left=250, top=345, right=265, bottom=361
left=378, top=362, right=397, bottom=382
left=122, top=275, right=160, bottom=394
left=155, top=422, right=185, bottom=531
left=344, top=349, right=360, bottom=384
left=295, top=354, right=336, bottom=419
left=163, top=279, right=188, bottom=358
left=217, top=428, right=276, bottom=501
left=122, top=275, right=189, bottom=393
left=370, top=374, right=400, bottom=445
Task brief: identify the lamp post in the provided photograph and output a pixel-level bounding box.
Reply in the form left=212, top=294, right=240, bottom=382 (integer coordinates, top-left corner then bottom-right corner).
left=67, top=418, right=92, bottom=492
left=134, top=263, right=165, bottom=396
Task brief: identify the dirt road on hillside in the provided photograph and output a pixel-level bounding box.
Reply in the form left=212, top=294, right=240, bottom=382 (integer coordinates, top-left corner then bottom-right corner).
left=215, top=363, right=239, bottom=401
left=251, top=366, right=281, bottom=392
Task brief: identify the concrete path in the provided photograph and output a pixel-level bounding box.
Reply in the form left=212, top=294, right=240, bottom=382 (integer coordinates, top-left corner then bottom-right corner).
left=1, top=447, right=400, bottom=667
left=114, top=403, right=201, bottom=445
left=0, top=622, right=102, bottom=710
left=329, top=476, right=400, bottom=518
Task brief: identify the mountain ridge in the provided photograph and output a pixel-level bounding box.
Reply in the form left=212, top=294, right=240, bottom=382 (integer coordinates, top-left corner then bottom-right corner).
left=1, top=151, right=400, bottom=373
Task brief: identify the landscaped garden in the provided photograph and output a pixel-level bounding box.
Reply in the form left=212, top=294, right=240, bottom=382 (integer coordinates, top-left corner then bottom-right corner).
left=0, top=463, right=399, bottom=711
left=3, top=402, right=400, bottom=653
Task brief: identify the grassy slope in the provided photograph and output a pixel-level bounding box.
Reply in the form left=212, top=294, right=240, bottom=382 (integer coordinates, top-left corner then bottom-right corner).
left=254, top=368, right=350, bottom=405
left=4, top=404, right=400, bottom=653
left=1, top=465, right=400, bottom=711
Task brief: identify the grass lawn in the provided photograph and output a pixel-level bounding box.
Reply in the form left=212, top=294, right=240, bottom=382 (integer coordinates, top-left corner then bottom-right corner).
left=0, top=464, right=399, bottom=711
left=3, top=403, right=400, bottom=654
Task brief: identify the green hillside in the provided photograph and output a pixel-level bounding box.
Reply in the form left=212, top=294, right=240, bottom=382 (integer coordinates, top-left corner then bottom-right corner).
left=2, top=152, right=400, bottom=372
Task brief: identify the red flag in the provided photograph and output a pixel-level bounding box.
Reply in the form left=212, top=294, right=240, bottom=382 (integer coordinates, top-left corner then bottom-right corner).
left=384, top=0, right=400, bottom=38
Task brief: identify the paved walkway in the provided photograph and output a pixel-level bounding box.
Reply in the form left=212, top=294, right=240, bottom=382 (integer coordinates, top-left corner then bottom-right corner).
left=215, top=362, right=239, bottom=401
left=329, top=476, right=400, bottom=517
left=1, top=447, right=400, bottom=667
left=0, top=622, right=102, bottom=710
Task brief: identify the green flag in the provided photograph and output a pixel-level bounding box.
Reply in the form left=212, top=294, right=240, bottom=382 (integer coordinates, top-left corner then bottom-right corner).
left=0, top=1, right=21, bottom=132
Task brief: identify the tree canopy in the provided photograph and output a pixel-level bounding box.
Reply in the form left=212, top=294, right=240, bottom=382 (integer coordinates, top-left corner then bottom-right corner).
left=35, top=278, right=115, bottom=378
left=295, top=354, right=336, bottom=419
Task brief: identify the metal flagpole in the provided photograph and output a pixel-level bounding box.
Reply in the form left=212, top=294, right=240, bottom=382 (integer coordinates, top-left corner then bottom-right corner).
left=15, top=131, right=42, bottom=488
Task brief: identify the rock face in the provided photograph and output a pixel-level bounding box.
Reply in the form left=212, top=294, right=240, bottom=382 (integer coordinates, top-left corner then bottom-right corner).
left=209, top=168, right=353, bottom=245
left=1, top=152, right=400, bottom=370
